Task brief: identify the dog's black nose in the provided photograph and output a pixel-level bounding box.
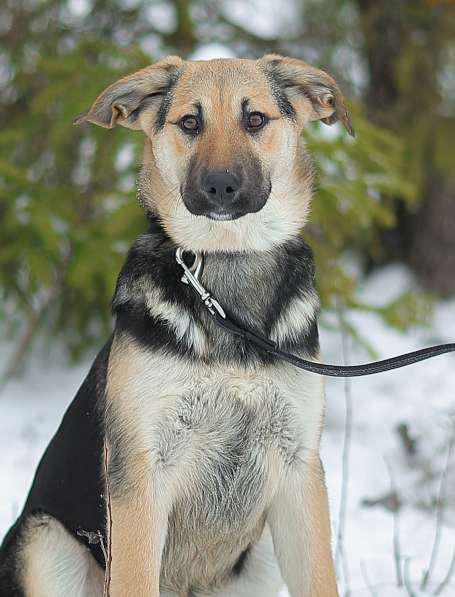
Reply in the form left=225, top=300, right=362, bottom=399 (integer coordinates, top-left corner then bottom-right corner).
left=202, top=170, right=240, bottom=203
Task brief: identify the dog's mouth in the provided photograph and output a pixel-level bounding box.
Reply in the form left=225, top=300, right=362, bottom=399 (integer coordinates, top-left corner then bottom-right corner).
left=205, top=211, right=242, bottom=222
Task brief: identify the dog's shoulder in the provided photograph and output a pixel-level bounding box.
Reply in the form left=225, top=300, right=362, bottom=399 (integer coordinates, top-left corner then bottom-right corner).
left=112, top=220, right=171, bottom=307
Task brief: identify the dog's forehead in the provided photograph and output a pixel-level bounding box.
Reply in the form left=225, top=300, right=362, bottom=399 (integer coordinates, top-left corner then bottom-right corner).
left=170, top=58, right=278, bottom=116
left=181, top=58, right=260, bottom=83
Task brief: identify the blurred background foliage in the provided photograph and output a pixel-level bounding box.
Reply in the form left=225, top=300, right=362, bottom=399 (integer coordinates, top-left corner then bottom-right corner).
left=0, top=0, right=454, bottom=375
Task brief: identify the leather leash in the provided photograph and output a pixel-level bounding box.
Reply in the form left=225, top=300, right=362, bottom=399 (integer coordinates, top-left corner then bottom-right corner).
left=175, top=249, right=455, bottom=378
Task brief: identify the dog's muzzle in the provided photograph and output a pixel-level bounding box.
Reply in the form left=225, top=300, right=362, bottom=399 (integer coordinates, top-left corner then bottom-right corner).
left=183, top=164, right=271, bottom=221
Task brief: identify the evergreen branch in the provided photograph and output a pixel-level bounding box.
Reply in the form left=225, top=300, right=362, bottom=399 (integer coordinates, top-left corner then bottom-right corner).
left=0, top=248, right=72, bottom=386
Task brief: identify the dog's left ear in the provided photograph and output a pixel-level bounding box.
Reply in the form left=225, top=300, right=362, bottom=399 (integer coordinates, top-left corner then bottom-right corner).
left=73, top=55, right=183, bottom=130
left=261, top=54, right=355, bottom=137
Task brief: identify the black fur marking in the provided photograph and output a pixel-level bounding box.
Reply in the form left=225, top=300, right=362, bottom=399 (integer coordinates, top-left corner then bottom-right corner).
left=116, top=304, right=187, bottom=357
left=0, top=340, right=112, bottom=574
left=263, top=238, right=317, bottom=336
left=0, top=518, right=26, bottom=597
left=112, top=219, right=319, bottom=365
left=194, top=101, right=203, bottom=123
left=241, top=97, right=250, bottom=124
left=128, top=91, right=165, bottom=123
left=232, top=545, right=251, bottom=576
left=263, top=65, right=297, bottom=121
left=155, top=71, right=181, bottom=131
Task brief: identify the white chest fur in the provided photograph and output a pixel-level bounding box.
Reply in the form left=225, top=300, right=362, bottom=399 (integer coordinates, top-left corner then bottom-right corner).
left=106, top=338, right=325, bottom=591
left=107, top=338, right=325, bottom=483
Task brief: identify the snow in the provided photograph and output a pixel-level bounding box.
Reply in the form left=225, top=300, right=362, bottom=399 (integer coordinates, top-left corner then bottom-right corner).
left=1, top=264, right=454, bottom=596
left=222, top=0, right=301, bottom=40
left=319, top=265, right=455, bottom=596
left=190, top=44, right=236, bottom=61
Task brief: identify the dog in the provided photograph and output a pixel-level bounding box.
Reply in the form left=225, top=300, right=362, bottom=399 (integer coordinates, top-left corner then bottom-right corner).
left=0, top=54, right=354, bottom=597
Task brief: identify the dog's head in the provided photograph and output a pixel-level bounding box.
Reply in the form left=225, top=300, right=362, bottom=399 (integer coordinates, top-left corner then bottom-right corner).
left=76, top=55, right=353, bottom=252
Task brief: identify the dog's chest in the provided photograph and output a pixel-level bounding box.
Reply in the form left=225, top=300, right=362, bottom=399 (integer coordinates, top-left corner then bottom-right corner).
left=157, top=373, right=298, bottom=519
left=108, top=345, right=324, bottom=590
left=148, top=367, right=304, bottom=589
left=120, top=351, right=324, bottom=508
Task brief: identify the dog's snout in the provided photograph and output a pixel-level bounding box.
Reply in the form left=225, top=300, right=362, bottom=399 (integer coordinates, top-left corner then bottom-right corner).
left=202, top=171, right=240, bottom=202
left=183, top=157, right=270, bottom=221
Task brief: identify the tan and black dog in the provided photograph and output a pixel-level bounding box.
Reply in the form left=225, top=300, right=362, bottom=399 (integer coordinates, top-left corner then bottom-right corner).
left=0, top=54, right=354, bottom=597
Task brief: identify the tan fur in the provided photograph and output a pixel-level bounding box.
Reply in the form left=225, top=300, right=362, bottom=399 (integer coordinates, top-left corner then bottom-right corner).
left=146, top=59, right=312, bottom=252
left=106, top=337, right=171, bottom=597
left=306, top=459, right=339, bottom=595
left=76, top=56, right=183, bottom=129
left=268, top=455, right=338, bottom=596
left=108, top=490, right=167, bottom=597
left=69, top=54, right=347, bottom=597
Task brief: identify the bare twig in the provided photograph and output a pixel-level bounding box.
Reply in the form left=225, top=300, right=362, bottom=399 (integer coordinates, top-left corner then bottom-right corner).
left=335, top=307, right=353, bottom=597
left=434, top=547, right=455, bottom=595
left=421, top=412, right=455, bottom=590
left=396, top=423, right=418, bottom=457
left=97, top=530, right=109, bottom=565
left=360, top=560, right=379, bottom=597
left=76, top=529, right=108, bottom=563
left=104, top=441, right=113, bottom=597
left=385, top=458, right=403, bottom=587
left=403, top=558, right=417, bottom=597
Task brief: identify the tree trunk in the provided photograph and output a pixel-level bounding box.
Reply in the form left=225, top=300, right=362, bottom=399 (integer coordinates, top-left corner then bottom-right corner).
left=356, top=0, right=455, bottom=295
left=409, top=171, right=455, bottom=295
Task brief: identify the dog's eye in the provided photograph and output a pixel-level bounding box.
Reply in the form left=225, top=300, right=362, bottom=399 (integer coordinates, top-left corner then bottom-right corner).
left=320, top=93, right=334, bottom=108
left=180, top=115, right=200, bottom=135
left=246, top=112, right=268, bottom=132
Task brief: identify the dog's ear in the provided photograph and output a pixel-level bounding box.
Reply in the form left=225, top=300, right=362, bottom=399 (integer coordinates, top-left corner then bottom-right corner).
left=261, top=54, right=354, bottom=137
left=73, top=55, right=183, bottom=130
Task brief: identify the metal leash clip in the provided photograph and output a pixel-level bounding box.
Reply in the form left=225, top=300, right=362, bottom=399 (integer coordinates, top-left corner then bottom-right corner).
left=175, top=248, right=226, bottom=319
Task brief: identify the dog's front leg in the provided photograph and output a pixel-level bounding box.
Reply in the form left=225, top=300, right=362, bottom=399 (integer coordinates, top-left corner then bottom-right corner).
left=107, top=464, right=171, bottom=597
left=267, top=454, right=339, bottom=597
left=104, top=336, right=175, bottom=597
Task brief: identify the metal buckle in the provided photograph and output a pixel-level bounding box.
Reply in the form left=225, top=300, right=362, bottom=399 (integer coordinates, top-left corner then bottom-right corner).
left=175, top=248, right=226, bottom=319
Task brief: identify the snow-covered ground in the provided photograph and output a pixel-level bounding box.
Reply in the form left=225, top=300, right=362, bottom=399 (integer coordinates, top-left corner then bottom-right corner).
left=1, top=265, right=454, bottom=596
left=320, top=265, right=455, bottom=596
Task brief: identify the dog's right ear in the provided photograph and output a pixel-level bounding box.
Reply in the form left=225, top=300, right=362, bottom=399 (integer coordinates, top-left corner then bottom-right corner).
left=73, top=55, right=183, bottom=130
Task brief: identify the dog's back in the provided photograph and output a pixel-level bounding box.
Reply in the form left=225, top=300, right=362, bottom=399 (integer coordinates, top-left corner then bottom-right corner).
left=0, top=343, right=110, bottom=596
